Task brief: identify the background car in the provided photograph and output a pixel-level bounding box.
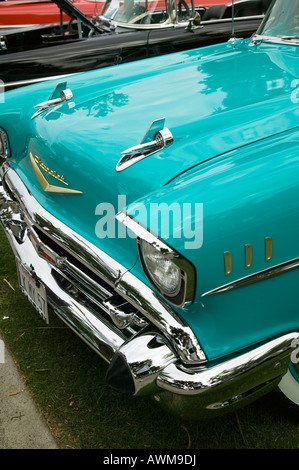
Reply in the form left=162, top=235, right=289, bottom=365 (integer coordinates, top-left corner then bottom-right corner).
left=0, top=0, right=104, bottom=29
left=0, top=0, right=270, bottom=90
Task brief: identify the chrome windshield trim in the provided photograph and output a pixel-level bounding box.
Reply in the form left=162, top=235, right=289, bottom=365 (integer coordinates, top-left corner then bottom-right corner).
left=111, top=20, right=175, bottom=30
left=202, top=256, right=299, bottom=297
left=111, top=14, right=264, bottom=30
left=201, top=15, right=264, bottom=25
left=251, top=33, right=299, bottom=46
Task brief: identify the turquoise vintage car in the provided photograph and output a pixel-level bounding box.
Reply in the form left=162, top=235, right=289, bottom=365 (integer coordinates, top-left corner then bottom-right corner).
left=0, top=0, right=298, bottom=420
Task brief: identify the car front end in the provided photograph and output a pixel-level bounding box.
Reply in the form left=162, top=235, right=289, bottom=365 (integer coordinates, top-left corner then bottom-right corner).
left=1, top=161, right=298, bottom=419
left=0, top=0, right=299, bottom=420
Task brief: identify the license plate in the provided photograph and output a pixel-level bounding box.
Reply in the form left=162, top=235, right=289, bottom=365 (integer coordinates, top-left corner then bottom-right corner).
left=17, top=261, right=49, bottom=323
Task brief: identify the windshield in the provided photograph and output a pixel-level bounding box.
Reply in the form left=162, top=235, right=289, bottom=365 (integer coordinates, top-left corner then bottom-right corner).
left=256, top=0, right=299, bottom=42
left=100, top=0, right=191, bottom=26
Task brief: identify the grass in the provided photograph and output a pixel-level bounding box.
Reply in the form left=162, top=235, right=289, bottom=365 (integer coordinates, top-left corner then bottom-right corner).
left=0, top=226, right=299, bottom=449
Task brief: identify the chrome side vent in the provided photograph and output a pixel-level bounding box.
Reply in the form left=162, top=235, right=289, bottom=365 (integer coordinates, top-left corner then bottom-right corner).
left=31, top=82, right=73, bottom=119
left=116, top=118, right=173, bottom=172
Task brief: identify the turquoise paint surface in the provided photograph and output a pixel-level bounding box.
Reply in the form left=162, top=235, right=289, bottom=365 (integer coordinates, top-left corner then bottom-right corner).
left=1, top=38, right=299, bottom=361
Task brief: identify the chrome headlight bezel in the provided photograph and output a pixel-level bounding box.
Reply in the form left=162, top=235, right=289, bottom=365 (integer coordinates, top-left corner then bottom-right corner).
left=137, top=238, right=196, bottom=307
left=0, top=129, right=10, bottom=159
left=116, top=212, right=196, bottom=307
left=139, top=239, right=182, bottom=297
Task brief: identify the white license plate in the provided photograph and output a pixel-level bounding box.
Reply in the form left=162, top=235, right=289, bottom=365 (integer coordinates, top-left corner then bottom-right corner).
left=17, top=261, right=49, bottom=323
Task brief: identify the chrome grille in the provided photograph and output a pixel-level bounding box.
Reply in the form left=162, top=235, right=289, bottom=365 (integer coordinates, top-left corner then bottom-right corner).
left=31, top=225, right=149, bottom=340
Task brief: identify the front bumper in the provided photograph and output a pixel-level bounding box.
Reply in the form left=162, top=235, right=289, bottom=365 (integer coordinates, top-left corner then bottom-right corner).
left=1, top=162, right=298, bottom=420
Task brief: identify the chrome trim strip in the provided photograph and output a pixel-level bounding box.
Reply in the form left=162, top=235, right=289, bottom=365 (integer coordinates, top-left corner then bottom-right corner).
left=111, top=15, right=264, bottom=30
left=251, top=33, right=299, bottom=46
left=202, top=15, right=264, bottom=25
left=0, top=164, right=205, bottom=364
left=0, top=24, right=37, bottom=29
left=202, top=256, right=299, bottom=297
left=116, top=211, right=174, bottom=256
left=5, top=74, right=76, bottom=92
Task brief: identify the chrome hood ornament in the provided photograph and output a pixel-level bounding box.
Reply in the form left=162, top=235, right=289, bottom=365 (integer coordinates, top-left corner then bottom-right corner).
left=116, top=118, right=173, bottom=172
left=31, top=81, right=73, bottom=120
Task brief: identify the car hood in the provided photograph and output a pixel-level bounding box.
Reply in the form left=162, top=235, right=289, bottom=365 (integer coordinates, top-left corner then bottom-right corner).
left=4, top=39, right=299, bottom=268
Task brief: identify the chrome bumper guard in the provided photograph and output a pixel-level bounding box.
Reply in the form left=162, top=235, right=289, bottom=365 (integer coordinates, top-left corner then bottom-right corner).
left=1, top=163, right=298, bottom=419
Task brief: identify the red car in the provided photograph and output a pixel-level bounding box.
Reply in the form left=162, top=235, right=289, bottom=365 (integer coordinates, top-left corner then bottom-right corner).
left=0, top=0, right=232, bottom=28
left=0, top=0, right=104, bottom=28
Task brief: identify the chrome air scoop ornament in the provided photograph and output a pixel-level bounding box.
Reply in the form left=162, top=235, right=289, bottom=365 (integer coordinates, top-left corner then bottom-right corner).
left=31, top=82, right=73, bottom=120
left=116, top=118, right=173, bottom=172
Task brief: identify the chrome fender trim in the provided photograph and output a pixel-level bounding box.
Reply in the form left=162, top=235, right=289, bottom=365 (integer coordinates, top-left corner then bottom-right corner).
left=157, top=333, right=299, bottom=396
left=153, top=332, right=299, bottom=419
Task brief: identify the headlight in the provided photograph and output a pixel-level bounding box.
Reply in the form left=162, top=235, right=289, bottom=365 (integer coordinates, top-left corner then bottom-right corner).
left=141, top=240, right=181, bottom=296
left=138, top=239, right=196, bottom=307
left=0, top=130, right=9, bottom=159
left=116, top=211, right=196, bottom=307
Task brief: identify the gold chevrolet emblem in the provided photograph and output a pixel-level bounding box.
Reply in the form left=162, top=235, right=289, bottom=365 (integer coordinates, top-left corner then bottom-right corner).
left=30, top=153, right=82, bottom=194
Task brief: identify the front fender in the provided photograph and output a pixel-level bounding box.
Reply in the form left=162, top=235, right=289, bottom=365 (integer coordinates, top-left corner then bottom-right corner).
left=125, top=126, right=299, bottom=362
